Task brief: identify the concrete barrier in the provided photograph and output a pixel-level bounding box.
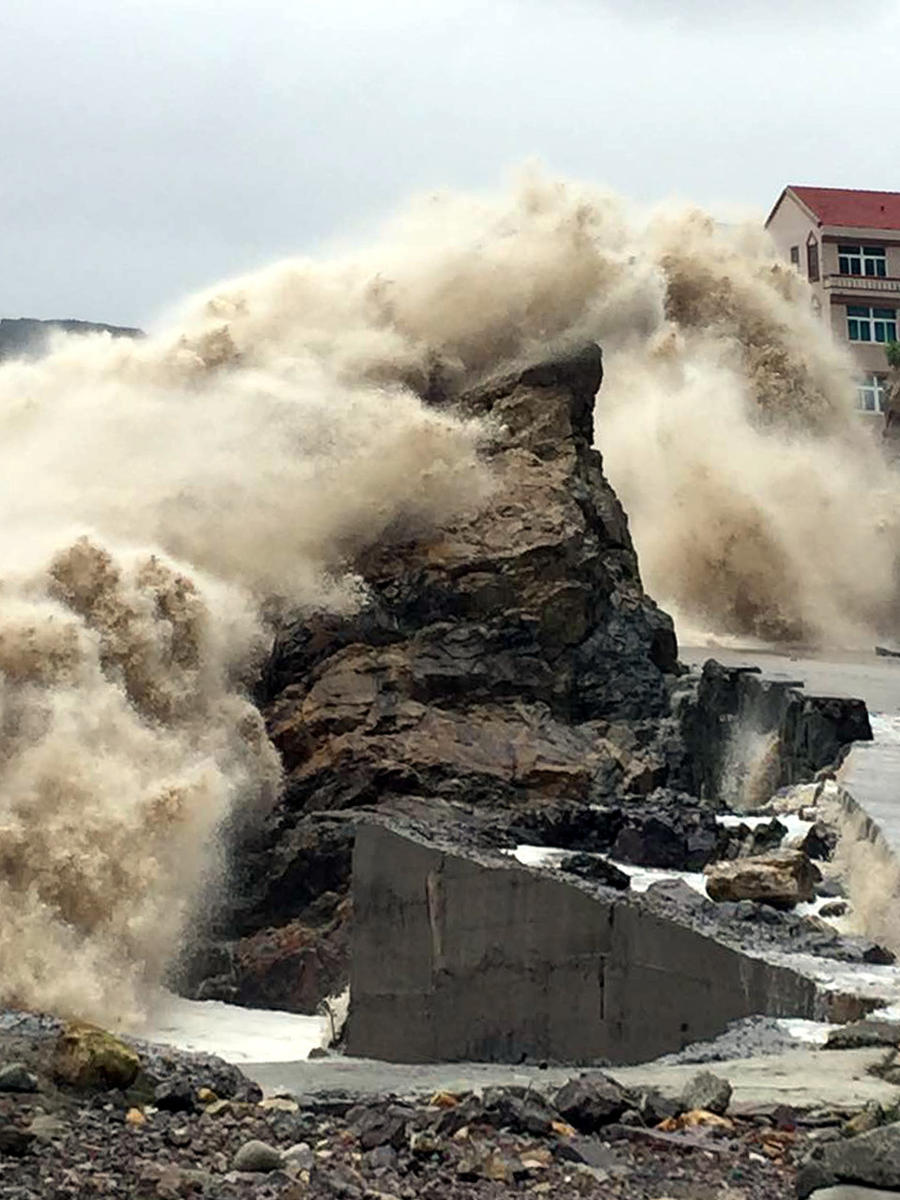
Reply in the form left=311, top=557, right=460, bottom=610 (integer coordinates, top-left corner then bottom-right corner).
left=346, top=823, right=822, bottom=1064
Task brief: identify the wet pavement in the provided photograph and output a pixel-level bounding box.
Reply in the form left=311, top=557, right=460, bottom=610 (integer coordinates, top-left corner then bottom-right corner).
left=247, top=1045, right=898, bottom=1111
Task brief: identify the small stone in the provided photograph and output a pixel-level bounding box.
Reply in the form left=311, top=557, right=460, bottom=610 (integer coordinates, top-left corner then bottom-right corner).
left=0, top=1063, right=38, bottom=1093
left=0, top=1121, right=34, bottom=1157
left=681, top=1070, right=732, bottom=1116
left=233, top=1139, right=284, bottom=1173
left=259, top=1095, right=299, bottom=1112
left=166, top=1125, right=192, bottom=1147
left=843, top=1103, right=884, bottom=1137
left=204, top=1099, right=233, bottom=1117
left=409, top=1130, right=442, bottom=1156
left=820, top=900, right=849, bottom=919
left=26, top=1113, right=68, bottom=1143
left=196, top=1087, right=217, bottom=1104
left=125, top=1107, right=147, bottom=1126
left=283, top=1142, right=314, bottom=1171
left=619, top=1108, right=644, bottom=1126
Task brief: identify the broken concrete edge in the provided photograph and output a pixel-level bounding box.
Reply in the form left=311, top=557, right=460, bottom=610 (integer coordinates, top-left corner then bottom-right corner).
left=688, top=660, right=872, bottom=802
left=344, top=820, right=890, bottom=1068
left=836, top=745, right=900, bottom=870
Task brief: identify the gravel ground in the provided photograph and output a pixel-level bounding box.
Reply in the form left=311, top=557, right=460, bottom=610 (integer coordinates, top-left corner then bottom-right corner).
left=0, top=1014, right=846, bottom=1200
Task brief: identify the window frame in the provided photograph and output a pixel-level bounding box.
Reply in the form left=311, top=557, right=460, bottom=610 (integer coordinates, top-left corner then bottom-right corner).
left=857, top=373, right=887, bottom=413
left=839, top=244, right=887, bottom=278
left=807, top=238, right=820, bottom=282
left=847, top=304, right=898, bottom=343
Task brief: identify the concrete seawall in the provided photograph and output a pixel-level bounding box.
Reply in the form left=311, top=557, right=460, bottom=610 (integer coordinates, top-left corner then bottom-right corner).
left=346, top=823, right=825, bottom=1064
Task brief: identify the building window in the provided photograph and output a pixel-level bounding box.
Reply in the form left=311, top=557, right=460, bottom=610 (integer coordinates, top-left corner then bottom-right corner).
left=839, top=244, right=887, bottom=277
left=857, top=373, right=887, bottom=412
left=807, top=239, right=820, bottom=282
left=847, top=305, right=897, bottom=343
left=790, top=245, right=800, bottom=267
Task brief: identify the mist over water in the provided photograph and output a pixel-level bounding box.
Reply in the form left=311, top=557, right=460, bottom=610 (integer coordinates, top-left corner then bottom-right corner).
left=2, top=172, right=898, bottom=1023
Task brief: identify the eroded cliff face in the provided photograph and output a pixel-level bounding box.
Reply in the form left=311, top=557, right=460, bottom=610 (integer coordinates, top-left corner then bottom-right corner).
left=177, top=345, right=686, bottom=1007
left=264, top=344, right=677, bottom=804
left=178, top=345, right=868, bottom=1012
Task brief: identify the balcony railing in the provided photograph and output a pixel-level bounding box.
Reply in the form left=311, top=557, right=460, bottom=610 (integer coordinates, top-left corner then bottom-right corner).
left=823, top=273, right=900, bottom=293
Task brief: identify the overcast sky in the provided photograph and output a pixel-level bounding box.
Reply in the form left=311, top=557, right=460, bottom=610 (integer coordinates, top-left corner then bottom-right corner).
left=4, top=0, right=900, bottom=326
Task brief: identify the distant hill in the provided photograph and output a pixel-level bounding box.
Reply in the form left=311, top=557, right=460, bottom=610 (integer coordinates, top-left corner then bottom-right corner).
left=0, top=318, right=143, bottom=360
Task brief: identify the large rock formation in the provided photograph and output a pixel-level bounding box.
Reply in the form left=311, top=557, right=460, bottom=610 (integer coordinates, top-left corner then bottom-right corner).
left=179, top=344, right=872, bottom=1011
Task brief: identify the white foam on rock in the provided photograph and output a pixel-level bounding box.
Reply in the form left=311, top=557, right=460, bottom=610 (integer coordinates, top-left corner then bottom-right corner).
left=136, top=991, right=328, bottom=1063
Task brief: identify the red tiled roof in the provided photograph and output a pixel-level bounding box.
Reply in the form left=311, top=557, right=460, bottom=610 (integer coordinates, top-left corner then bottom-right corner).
left=788, top=186, right=900, bottom=230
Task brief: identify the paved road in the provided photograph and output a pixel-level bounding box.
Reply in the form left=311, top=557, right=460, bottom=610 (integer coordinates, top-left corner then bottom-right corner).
left=247, top=1046, right=897, bottom=1111
left=680, top=644, right=900, bottom=715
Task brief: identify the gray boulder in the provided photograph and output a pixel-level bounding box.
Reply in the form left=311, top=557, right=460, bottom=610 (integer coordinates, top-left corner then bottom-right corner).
left=554, top=1074, right=627, bottom=1131
left=798, top=1121, right=900, bottom=1197
left=680, top=1069, right=732, bottom=1115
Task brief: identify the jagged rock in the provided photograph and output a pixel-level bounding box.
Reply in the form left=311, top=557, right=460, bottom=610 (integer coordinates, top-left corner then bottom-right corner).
left=558, top=852, right=630, bottom=890
left=704, top=849, right=819, bottom=907
left=714, top=818, right=787, bottom=862
left=347, top=1104, right=411, bottom=1150
left=481, top=1087, right=557, bottom=1136
left=800, top=821, right=839, bottom=861
left=554, top=1074, right=627, bottom=1131
left=680, top=1070, right=732, bottom=1115
left=185, top=343, right=873, bottom=1012
left=682, top=661, right=871, bottom=802
left=191, top=345, right=681, bottom=1005
left=611, top=791, right=718, bottom=869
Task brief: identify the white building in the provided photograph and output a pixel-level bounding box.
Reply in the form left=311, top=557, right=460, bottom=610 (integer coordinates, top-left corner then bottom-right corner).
left=766, top=186, right=900, bottom=414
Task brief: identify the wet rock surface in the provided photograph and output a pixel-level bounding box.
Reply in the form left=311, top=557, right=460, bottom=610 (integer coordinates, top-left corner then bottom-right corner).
left=174, top=345, right=876, bottom=1013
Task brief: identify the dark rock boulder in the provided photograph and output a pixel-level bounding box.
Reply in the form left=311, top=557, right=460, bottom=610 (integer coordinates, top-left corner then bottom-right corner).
left=558, top=852, right=630, bottom=890
left=554, top=1074, right=628, bottom=1131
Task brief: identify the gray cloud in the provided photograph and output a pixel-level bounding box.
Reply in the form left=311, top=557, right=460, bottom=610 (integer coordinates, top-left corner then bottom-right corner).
left=2, top=0, right=900, bottom=324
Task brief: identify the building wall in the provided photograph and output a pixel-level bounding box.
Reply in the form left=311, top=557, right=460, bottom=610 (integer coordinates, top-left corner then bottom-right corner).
left=767, top=192, right=825, bottom=313
left=767, top=192, right=900, bottom=402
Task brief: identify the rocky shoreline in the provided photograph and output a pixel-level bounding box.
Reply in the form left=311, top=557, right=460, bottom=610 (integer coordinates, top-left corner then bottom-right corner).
left=3, top=1013, right=900, bottom=1199
left=174, top=345, right=882, bottom=1025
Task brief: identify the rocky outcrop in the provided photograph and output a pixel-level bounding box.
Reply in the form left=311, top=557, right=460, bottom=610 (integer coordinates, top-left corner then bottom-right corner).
left=190, top=345, right=685, bottom=1008
left=179, top=345, right=874, bottom=1012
